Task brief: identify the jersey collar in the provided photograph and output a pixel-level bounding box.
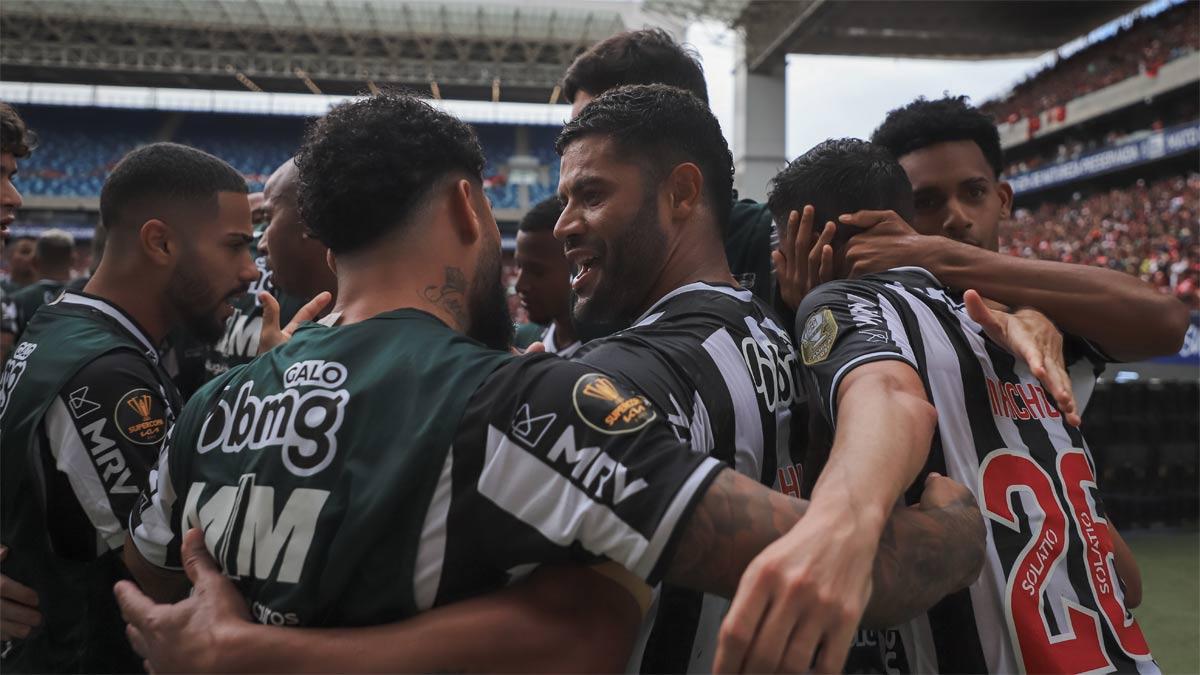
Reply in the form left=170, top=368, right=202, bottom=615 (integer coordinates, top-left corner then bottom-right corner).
left=53, top=291, right=160, bottom=362
left=884, top=266, right=944, bottom=286
left=634, top=281, right=753, bottom=325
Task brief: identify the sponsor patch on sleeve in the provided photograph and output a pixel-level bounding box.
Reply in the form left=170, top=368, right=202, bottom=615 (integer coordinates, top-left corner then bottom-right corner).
left=800, top=307, right=838, bottom=365
left=572, top=373, right=657, bottom=435
left=115, top=387, right=168, bottom=446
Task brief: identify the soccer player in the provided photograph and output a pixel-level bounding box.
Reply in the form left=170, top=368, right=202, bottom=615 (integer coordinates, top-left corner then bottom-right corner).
left=116, top=92, right=985, bottom=674
left=2, top=236, right=37, bottom=293
left=513, top=197, right=581, bottom=355
left=9, top=229, right=76, bottom=336
left=0, top=103, right=29, bottom=246
left=562, top=29, right=776, bottom=305
left=0, top=103, right=32, bottom=367
left=772, top=138, right=1158, bottom=674
left=0, top=142, right=259, bottom=672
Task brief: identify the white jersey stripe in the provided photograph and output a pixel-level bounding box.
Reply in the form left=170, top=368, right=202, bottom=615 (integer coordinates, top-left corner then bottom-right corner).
left=888, top=283, right=1017, bottom=674
left=701, top=327, right=763, bottom=480
left=634, top=281, right=753, bottom=324
left=43, top=398, right=127, bottom=551
left=413, top=448, right=454, bottom=611
left=130, top=436, right=180, bottom=568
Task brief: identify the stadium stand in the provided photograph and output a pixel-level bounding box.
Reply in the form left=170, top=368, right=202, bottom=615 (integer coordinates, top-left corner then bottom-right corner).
left=15, top=104, right=556, bottom=206
left=1002, top=173, right=1200, bottom=308
left=981, top=1, right=1199, bottom=124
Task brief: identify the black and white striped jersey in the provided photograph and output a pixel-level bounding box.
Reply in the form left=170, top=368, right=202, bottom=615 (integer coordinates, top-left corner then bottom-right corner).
left=573, top=281, right=800, bottom=674
left=795, top=267, right=1156, bottom=675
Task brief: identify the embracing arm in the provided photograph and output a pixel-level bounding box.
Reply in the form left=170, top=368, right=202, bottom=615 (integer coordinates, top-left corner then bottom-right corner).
left=119, top=528, right=642, bottom=674
left=217, top=565, right=642, bottom=673
left=915, top=237, right=1189, bottom=361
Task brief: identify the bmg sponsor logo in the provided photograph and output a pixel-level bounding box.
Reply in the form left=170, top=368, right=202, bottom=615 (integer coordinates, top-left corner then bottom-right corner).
left=198, top=360, right=349, bottom=476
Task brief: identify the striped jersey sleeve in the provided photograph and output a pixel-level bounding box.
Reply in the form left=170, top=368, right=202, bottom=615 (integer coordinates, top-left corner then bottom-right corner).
left=794, top=281, right=920, bottom=425
left=42, top=350, right=172, bottom=556
left=429, top=354, right=723, bottom=607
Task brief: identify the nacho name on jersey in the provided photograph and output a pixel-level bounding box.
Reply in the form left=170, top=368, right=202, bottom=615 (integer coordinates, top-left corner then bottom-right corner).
left=197, top=359, right=350, bottom=477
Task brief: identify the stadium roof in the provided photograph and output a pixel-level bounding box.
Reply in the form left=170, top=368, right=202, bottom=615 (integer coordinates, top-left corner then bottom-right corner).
left=0, top=0, right=667, bottom=102
left=649, top=0, right=1145, bottom=72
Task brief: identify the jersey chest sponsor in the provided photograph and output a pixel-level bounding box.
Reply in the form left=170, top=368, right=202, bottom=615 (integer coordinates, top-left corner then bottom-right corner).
left=197, top=360, right=349, bottom=477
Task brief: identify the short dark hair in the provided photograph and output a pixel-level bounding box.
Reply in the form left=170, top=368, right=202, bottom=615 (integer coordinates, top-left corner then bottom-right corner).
left=768, top=138, right=914, bottom=235
left=296, top=92, right=486, bottom=254
left=518, top=196, right=564, bottom=234
left=100, top=143, right=247, bottom=230
left=871, top=95, right=1004, bottom=178
left=0, top=102, right=36, bottom=158
left=35, top=229, right=75, bottom=269
left=562, top=29, right=708, bottom=105
left=556, top=84, right=733, bottom=232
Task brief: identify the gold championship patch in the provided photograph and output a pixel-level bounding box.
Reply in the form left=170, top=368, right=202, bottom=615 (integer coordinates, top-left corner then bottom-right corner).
left=572, top=373, right=657, bottom=435
left=800, top=307, right=838, bottom=365
left=115, top=388, right=167, bottom=446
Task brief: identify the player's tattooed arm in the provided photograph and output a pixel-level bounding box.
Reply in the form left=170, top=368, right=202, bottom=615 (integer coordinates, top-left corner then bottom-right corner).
left=666, top=468, right=985, bottom=628
left=422, top=267, right=469, bottom=329
left=863, top=472, right=986, bottom=627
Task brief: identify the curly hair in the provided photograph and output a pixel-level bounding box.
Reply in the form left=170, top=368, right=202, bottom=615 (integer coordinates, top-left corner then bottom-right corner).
left=0, top=102, right=36, bottom=158
left=556, top=84, right=732, bottom=232
left=295, top=92, right=486, bottom=254
left=870, top=95, right=1004, bottom=178
left=767, top=138, right=914, bottom=235
left=562, top=29, right=708, bottom=105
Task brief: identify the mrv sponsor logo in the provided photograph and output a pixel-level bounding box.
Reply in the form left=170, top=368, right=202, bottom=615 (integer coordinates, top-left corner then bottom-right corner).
left=198, top=360, right=349, bottom=476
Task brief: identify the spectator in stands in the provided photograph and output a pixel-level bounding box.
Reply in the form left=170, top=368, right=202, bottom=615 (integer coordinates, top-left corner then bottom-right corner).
left=1003, top=173, right=1200, bottom=310
left=982, top=2, right=1199, bottom=123
left=10, top=228, right=75, bottom=336
left=562, top=29, right=777, bottom=306
left=2, top=235, right=37, bottom=292
left=513, top=197, right=579, bottom=355
left=0, top=102, right=33, bottom=245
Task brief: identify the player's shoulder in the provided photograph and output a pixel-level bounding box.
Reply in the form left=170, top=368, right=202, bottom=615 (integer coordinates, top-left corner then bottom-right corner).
left=471, top=353, right=659, bottom=438
left=59, top=348, right=172, bottom=447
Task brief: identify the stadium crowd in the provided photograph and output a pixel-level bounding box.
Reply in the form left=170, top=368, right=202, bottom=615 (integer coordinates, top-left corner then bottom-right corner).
left=981, top=0, right=1199, bottom=124
left=0, top=20, right=1195, bottom=675
left=1002, top=173, right=1200, bottom=307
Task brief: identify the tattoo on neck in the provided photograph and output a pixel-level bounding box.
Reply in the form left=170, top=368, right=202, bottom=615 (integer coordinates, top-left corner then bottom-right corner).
left=422, top=267, right=469, bottom=329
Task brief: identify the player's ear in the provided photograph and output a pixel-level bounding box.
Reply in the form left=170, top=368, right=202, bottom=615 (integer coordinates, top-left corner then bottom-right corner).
left=997, top=180, right=1014, bottom=219
left=666, top=163, right=704, bottom=224
left=139, top=219, right=173, bottom=266
left=448, top=178, right=483, bottom=245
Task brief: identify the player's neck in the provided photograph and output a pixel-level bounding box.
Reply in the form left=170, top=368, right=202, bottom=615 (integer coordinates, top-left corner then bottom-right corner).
left=641, top=234, right=735, bottom=314
left=330, top=257, right=468, bottom=334
left=84, top=263, right=171, bottom=344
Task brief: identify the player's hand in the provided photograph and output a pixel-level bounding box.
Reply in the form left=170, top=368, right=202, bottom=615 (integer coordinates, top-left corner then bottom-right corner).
left=963, top=290, right=1080, bottom=426
left=114, top=528, right=251, bottom=674
left=773, top=206, right=836, bottom=311
left=839, top=210, right=932, bottom=278
left=0, top=545, right=41, bottom=640
left=258, top=291, right=332, bottom=355
left=512, top=341, right=547, bottom=355
left=714, top=506, right=875, bottom=674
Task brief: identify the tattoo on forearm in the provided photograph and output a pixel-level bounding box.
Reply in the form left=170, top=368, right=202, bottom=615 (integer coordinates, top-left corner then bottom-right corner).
left=422, top=267, right=469, bottom=329
left=667, top=469, right=809, bottom=596
left=865, top=500, right=985, bottom=628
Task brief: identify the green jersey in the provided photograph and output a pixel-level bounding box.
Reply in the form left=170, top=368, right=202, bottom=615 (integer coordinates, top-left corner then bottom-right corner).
left=1, top=292, right=179, bottom=673
left=8, top=279, right=67, bottom=338
left=724, top=194, right=776, bottom=306
left=132, top=309, right=721, bottom=626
